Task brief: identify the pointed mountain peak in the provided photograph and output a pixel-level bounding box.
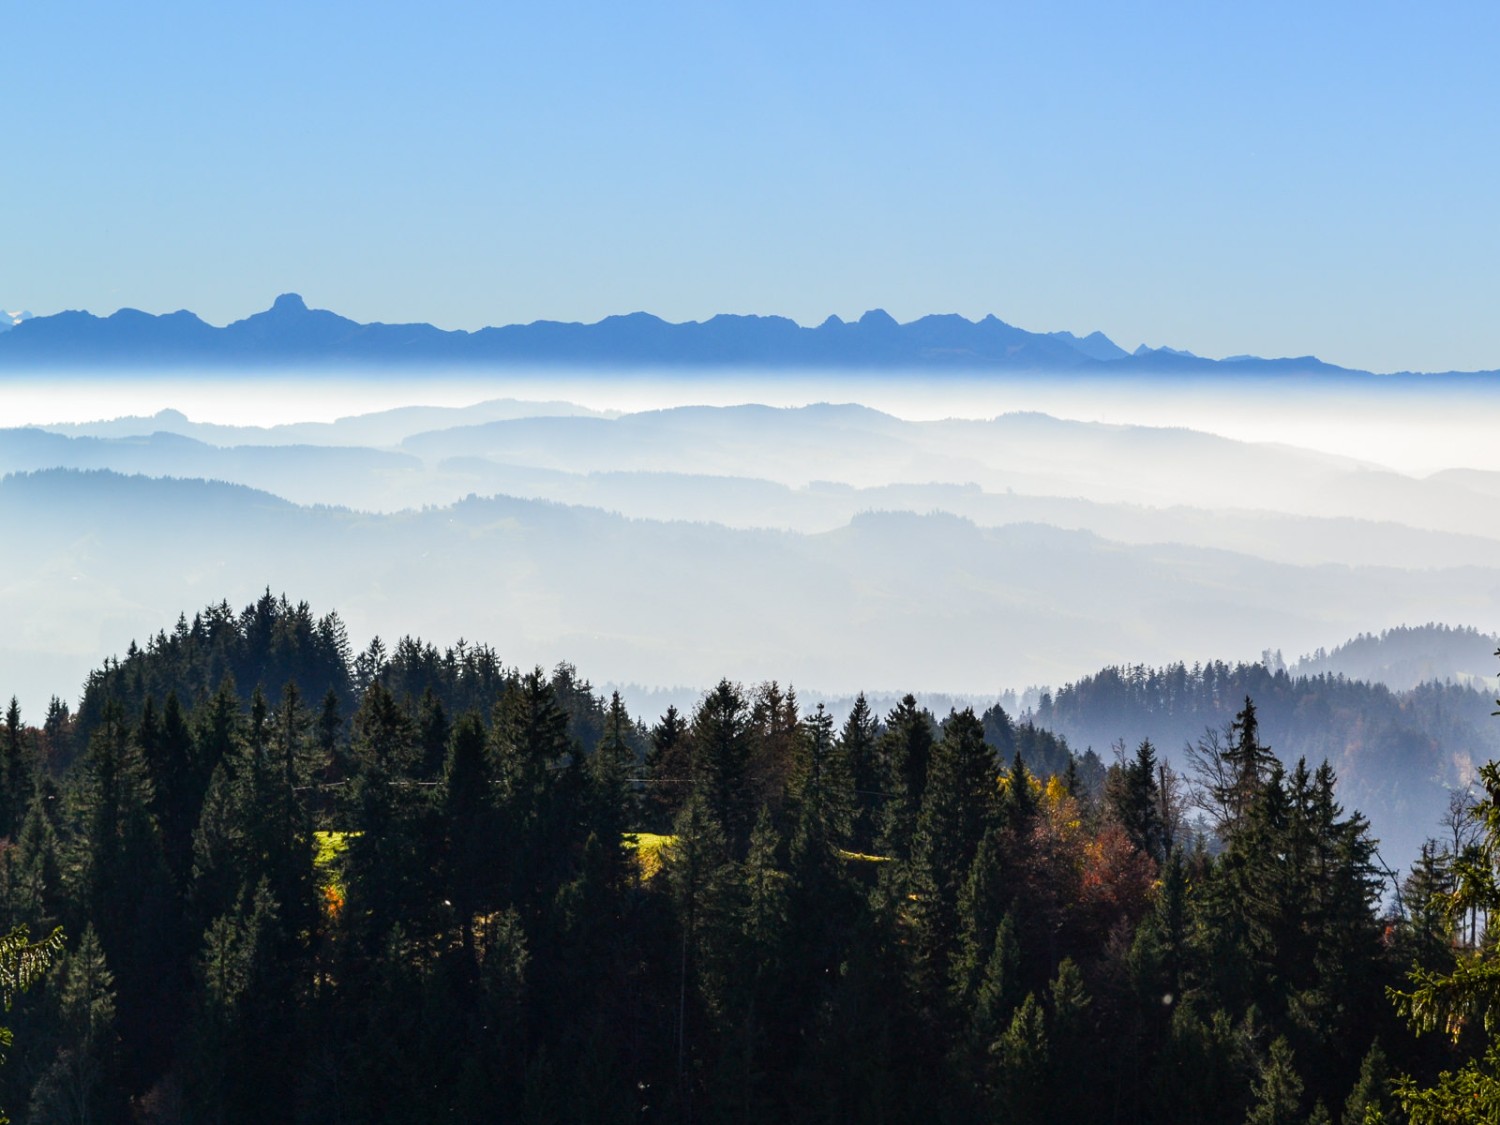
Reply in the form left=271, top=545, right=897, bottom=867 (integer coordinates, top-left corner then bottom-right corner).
left=857, top=308, right=898, bottom=329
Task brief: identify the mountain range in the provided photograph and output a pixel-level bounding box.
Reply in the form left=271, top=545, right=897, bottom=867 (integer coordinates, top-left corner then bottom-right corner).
left=0, top=293, right=1369, bottom=373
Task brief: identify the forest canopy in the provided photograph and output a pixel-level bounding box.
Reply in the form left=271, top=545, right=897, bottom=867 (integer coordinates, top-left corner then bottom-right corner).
left=0, top=592, right=1490, bottom=1123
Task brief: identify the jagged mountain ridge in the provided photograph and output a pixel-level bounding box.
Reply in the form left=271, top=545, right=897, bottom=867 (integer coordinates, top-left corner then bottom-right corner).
left=0, top=292, right=1357, bottom=373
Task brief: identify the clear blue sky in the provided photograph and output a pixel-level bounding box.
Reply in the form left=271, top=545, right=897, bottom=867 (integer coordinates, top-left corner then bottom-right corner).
left=4, top=1, right=1498, bottom=372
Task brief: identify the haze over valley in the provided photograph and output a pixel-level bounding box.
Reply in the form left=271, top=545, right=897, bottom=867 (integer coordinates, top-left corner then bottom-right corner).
left=6, top=319, right=1500, bottom=875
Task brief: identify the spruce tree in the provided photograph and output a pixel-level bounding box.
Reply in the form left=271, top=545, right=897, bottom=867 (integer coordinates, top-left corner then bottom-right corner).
left=1, top=699, right=35, bottom=842
left=878, top=695, right=934, bottom=860
left=1112, top=738, right=1168, bottom=863
left=993, top=993, right=1049, bottom=1125
left=443, top=710, right=494, bottom=962
left=1341, top=1040, right=1390, bottom=1125
left=644, top=704, right=689, bottom=830
left=1246, top=1036, right=1304, bottom=1125
left=26, top=924, right=120, bottom=1125
left=910, top=708, right=1000, bottom=988
left=838, top=693, right=883, bottom=854
left=153, top=691, right=198, bottom=890
left=687, top=680, right=752, bottom=858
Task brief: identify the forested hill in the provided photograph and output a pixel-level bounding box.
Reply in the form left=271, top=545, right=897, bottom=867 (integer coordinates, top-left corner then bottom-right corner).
left=1289, top=623, right=1500, bottom=690
left=1030, top=659, right=1499, bottom=869
left=0, top=591, right=1483, bottom=1121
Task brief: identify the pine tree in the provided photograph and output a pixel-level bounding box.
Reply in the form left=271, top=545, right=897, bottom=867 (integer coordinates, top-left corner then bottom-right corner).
left=969, top=911, right=1022, bottom=1047
left=417, top=686, right=451, bottom=779
left=67, top=700, right=174, bottom=1084
left=1002, top=749, right=1038, bottom=830
left=664, top=789, right=735, bottom=1114
left=264, top=682, right=316, bottom=947
left=1341, top=1040, right=1390, bottom=1125
left=1246, top=1036, right=1304, bottom=1125
left=790, top=703, right=853, bottom=854
left=644, top=704, right=689, bottom=830
left=993, top=993, right=1050, bottom=1125
left=26, top=924, right=119, bottom=1125
left=492, top=668, right=580, bottom=914
left=443, top=710, right=494, bottom=962
left=1398, top=841, right=1456, bottom=971
left=342, top=680, right=434, bottom=950
left=42, top=696, right=74, bottom=773
left=748, top=681, right=799, bottom=823
left=7, top=787, right=65, bottom=929
left=1111, top=739, right=1169, bottom=863
left=1391, top=757, right=1500, bottom=1119
left=687, top=680, right=752, bottom=858
left=1047, top=957, right=1095, bottom=1122
left=1, top=699, right=36, bottom=842
left=186, top=879, right=282, bottom=1121
left=589, top=692, right=638, bottom=894
left=1217, top=697, right=1278, bottom=838
left=877, top=695, right=934, bottom=860
left=153, top=691, right=198, bottom=890
left=193, top=679, right=243, bottom=805
left=910, top=708, right=1001, bottom=989
left=953, top=827, right=1010, bottom=1008
left=839, top=693, right=883, bottom=854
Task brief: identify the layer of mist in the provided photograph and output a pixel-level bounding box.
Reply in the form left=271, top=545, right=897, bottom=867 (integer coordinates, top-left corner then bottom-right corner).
left=5, top=365, right=1499, bottom=872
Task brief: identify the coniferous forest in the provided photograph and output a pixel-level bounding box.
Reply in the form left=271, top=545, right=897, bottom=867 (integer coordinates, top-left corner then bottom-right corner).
left=0, top=593, right=1498, bottom=1123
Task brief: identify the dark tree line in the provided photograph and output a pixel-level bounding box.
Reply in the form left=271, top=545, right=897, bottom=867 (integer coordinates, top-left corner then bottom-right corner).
left=0, top=595, right=1487, bottom=1122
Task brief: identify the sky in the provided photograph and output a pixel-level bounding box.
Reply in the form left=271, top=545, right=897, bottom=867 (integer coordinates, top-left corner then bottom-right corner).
left=5, top=2, right=1500, bottom=373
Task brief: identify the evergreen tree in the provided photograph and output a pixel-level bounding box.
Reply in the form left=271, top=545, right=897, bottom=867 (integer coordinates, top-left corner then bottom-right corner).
left=952, top=827, right=1010, bottom=1008
left=910, top=708, right=1000, bottom=990
left=1002, top=749, right=1038, bottom=830
left=838, top=693, right=883, bottom=854
left=6, top=788, right=65, bottom=931
left=1047, top=957, right=1095, bottom=1122
left=878, top=695, right=934, bottom=860
left=663, top=789, right=735, bottom=1117
left=1111, top=738, right=1169, bottom=863
left=416, top=686, right=451, bottom=779
left=1245, top=1036, right=1305, bottom=1125
left=1392, top=756, right=1500, bottom=1119
left=42, top=697, right=74, bottom=773
left=993, top=993, right=1049, bottom=1125
left=1215, top=697, right=1279, bottom=838
left=26, top=925, right=120, bottom=1125
left=442, top=711, right=494, bottom=962
left=688, top=680, right=753, bottom=858
left=790, top=703, right=853, bottom=853
left=591, top=691, right=639, bottom=867
left=66, top=701, right=175, bottom=1086
left=1341, top=1040, right=1391, bottom=1125
left=1, top=699, right=36, bottom=842
left=185, top=879, right=282, bottom=1122
left=341, top=680, right=435, bottom=951
left=748, top=681, right=799, bottom=825
left=644, top=704, right=689, bottom=830
left=152, top=692, right=198, bottom=890
left=492, top=668, right=581, bottom=915
left=970, top=911, right=1022, bottom=1047
left=1398, top=841, right=1457, bottom=972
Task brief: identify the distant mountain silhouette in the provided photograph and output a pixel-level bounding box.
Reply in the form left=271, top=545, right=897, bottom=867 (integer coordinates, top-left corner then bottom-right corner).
left=0, top=293, right=1366, bottom=374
